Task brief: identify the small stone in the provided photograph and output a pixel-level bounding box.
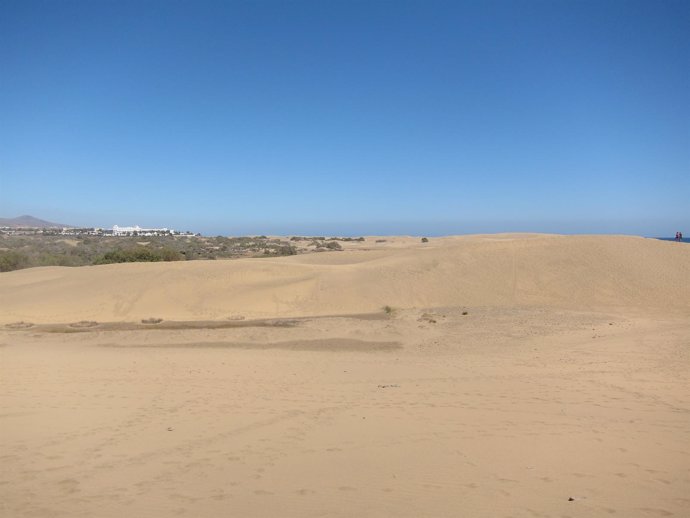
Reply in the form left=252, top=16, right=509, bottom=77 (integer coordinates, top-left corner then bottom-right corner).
left=568, top=497, right=575, bottom=502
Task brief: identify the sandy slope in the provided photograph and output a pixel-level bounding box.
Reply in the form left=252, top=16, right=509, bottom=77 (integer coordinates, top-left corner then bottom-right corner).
left=1, top=234, right=689, bottom=517
left=0, top=234, right=688, bottom=325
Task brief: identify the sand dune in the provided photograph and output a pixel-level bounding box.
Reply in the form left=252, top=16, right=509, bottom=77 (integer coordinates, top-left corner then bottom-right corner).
left=1, top=234, right=688, bottom=325
left=2, top=234, right=689, bottom=517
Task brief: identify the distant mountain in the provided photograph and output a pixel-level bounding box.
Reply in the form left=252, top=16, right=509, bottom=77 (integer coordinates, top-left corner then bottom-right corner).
left=0, top=215, right=72, bottom=228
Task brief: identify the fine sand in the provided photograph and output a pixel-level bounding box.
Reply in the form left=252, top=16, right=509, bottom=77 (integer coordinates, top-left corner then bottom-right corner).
left=1, top=234, right=689, bottom=517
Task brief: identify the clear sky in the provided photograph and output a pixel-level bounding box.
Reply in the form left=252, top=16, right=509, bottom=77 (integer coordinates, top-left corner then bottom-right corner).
left=1, top=0, right=688, bottom=236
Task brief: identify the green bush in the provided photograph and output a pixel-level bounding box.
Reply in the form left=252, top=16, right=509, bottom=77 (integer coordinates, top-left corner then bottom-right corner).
left=93, top=247, right=181, bottom=264
left=0, top=250, right=29, bottom=272
left=276, top=245, right=297, bottom=256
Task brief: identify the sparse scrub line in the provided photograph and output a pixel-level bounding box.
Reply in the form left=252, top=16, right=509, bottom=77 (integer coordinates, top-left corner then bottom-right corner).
left=290, top=236, right=364, bottom=242
left=0, top=234, right=305, bottom=271
left=307, top=240, right=343, bottom=251
left=263, top=245, right=297, bottom=256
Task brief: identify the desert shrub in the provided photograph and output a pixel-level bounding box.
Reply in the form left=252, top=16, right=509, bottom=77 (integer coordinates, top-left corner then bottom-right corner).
left=324, top=241, right=342, bottom=250
left=157, top=247, right=182, bottom=261
left=421, top=237, right=429, bottom=243
left=36, top=253, right=81, bottom=267
left=0, top=250, right=29, bottom=272
left=276, top=245, right=297, bottom=256
left=93, top=247, right=181, bottom=264
left=383, top=305, right=394, bottom=315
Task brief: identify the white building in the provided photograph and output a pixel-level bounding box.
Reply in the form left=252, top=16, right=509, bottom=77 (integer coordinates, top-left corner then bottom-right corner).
left=112, top=225, right=171, bottom=236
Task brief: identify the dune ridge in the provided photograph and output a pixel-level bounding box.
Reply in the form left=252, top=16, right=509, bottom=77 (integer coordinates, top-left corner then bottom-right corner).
left=1, top=234, right=688, bottom=325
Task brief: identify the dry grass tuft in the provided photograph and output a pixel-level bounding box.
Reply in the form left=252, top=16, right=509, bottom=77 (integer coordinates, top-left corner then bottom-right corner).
left=69, top=320, right=99, bottom=328
left=141, top=317, right=163, bottom=324
left=5, top=321, right=34, bottom=329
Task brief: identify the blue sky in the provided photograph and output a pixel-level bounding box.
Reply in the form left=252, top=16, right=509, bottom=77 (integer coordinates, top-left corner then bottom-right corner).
left=1, top=0, right=688, bottom=236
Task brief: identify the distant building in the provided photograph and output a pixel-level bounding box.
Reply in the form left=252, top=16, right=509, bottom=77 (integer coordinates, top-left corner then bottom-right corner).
left=0, top=224, right=195, bottom=237
left=113, top=225, right=171, bottom=236
left=60, top=227, right=100, bottom=236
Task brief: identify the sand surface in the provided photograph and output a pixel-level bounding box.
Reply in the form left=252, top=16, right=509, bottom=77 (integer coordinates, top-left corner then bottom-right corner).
left=1, top=234, right=689, bottom=517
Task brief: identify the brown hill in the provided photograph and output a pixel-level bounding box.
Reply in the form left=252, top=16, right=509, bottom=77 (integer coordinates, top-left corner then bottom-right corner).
left=0, top=215, right=71, bottom=228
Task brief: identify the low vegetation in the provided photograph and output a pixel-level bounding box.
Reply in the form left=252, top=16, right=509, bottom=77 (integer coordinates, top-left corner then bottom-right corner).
left=0, top=234, right=355, bottom=272
left=323, top=241, right=342, bottom=250
left=94, top=247, right=182, bottom=264
left=5, top=321, right=34, bottom=329
left=69, top=320, right=99, bottom=328
left=0, top=250, right=29, bottom=272
left=290, top=236, right=364, bottom=242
